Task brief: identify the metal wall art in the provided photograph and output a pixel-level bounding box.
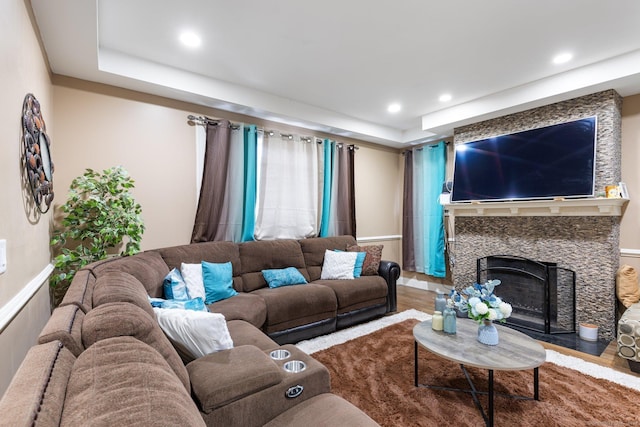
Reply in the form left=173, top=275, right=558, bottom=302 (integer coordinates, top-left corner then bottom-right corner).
left=22, top=93, right=54, bottom=213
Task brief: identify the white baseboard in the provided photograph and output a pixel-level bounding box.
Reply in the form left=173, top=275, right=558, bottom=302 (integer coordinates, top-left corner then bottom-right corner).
left=0, top=264, right=53, bottom=333
left=397, top=276, right=452, bottom=294
left=621, top=248, right=640, bottom=258
left=356, top=235, right=401, bottom=243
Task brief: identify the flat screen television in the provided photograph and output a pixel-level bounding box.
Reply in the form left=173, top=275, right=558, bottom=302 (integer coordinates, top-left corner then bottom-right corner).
left=450, top=116, right=597, bottom=202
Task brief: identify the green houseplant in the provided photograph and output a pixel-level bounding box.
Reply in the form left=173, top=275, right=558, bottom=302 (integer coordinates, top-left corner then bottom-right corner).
left=50, top=166, right=145, bottom=306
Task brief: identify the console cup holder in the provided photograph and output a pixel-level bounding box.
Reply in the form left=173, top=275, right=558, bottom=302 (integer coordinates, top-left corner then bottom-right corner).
left=269, top=349, right=291, bottom=360
left=283, top=360, right=306, bottom=373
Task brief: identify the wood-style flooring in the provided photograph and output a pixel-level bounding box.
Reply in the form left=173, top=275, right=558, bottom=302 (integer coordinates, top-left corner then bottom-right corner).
left=397, top=285, right=639, bottom=377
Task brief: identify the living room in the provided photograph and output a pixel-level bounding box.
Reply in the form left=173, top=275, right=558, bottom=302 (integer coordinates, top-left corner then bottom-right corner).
left=2, top=1, right=640, bottom=424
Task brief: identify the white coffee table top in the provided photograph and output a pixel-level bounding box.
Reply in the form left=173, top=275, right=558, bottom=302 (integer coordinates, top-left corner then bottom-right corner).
left=413, top=319, right=546, bottom=371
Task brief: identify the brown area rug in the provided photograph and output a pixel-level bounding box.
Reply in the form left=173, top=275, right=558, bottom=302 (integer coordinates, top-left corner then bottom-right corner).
left=312, top=319, right=640, bottom=427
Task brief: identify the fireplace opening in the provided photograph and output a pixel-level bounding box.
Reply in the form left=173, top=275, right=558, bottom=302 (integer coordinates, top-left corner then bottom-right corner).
left=477, top=255, right=576, bottom=335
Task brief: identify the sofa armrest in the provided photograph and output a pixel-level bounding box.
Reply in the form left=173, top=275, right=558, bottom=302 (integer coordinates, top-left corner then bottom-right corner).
left=378, top=260, right=400, bottom=312
left=187, top=345, right=283, bottom=413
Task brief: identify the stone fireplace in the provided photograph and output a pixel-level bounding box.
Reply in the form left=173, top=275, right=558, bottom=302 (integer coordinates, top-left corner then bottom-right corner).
left=448, top=90, right=624, bottom=341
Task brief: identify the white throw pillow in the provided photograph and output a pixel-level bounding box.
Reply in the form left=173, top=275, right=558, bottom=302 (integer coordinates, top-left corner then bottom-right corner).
left=180, top=262, right=206, bottom=302
left=153, top=307, right=233, bottom=359
left=320, top=250, right=358, bottom=280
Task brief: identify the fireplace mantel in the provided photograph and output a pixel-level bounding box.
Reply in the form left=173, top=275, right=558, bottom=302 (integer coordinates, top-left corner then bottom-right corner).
left=444, top=197, right=629, bottom=217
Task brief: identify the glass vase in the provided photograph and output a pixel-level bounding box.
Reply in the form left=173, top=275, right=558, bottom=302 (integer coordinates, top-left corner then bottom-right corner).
left=477, top=319, right=499, bottom=345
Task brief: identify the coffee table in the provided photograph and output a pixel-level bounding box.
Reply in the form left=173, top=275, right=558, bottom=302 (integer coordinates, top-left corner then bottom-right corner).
left=413, top=319, right=546, bottom=427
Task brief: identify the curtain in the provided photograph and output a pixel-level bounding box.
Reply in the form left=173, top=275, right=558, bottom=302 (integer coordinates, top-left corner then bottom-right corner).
left=254, top=132, right=322, bottom=240
left=402, top=141, right=447, bottom=277
left=319, top=141, right=356, bottom=237
left=193, top=123, right=356, bottom=242
left=402, top=150, right=415, bottom=271
left=192, top=122, right=257, bottom=242
left=192, top=121, right=232, bottom=242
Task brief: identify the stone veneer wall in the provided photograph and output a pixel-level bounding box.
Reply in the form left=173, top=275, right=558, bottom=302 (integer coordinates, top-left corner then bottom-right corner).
left=451, top=90, right=623, bottom=340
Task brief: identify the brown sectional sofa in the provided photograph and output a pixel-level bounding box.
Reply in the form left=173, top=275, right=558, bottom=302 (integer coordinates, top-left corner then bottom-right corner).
left=0, top=235, right=398, bottom=426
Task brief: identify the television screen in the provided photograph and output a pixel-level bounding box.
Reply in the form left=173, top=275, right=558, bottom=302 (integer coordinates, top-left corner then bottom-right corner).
left=450, top=116, right=597, bottom=202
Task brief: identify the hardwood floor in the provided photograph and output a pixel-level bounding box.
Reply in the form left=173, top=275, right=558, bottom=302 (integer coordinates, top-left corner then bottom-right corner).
left=397, top=285, right=639, bottom=377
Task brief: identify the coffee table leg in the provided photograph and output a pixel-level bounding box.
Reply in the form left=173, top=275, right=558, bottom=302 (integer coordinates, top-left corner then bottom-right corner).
left=414, top=341, right=418, bottom=387
left=488, top=369, right=494, bottom=427
left=534, top=367, right=539, bottom=400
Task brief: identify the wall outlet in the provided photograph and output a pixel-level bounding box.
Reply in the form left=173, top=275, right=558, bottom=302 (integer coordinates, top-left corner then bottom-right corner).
left=0, top=239, right=6, bottom=274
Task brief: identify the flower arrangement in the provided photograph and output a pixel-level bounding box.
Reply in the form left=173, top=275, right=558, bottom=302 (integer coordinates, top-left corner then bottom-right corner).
left=448, top=279, right=512, bottom=323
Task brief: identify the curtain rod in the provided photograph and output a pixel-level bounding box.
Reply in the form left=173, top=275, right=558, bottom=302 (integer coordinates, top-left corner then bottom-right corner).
left=187, top=114, right=359, bottom=149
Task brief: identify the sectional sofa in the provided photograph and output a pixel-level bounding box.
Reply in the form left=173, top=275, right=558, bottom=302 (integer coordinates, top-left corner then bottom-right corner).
left=0, top=235, right=399, bottom=426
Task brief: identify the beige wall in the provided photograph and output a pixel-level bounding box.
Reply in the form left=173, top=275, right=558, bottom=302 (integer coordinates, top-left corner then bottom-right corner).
left=620, top=94, right=640, bottom=271
left=51, top=78, right=404, bottom=263
left=0, top=0, right=54, bottom=395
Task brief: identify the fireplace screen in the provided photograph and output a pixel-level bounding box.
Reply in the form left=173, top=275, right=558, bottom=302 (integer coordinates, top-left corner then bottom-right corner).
left=477, top=255, right=576, bottom=335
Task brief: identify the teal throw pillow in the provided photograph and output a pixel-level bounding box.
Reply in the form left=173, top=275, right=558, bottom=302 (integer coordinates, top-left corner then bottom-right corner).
left=201, top=261, right=237, bottom=304
left=335, top=250, right=367, bottom=278
left=148, top=296, right=208, bottom=312
left=163, top=268, right=190, bottom=300
left=262, top=267, right=308, bottom=288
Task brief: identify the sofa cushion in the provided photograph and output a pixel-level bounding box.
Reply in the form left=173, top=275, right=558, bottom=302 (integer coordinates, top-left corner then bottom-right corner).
left=226, top=320, right=278, bottom=350
left=88, top=251, right=170, bottom=297
left=202, top=261, right=238, bottom=303
left=315, top=276, right=388, bottom=314
left=207, top=292, right=267, bottom=328
left=62, top=336, right=205, bottom=427
left=187, top=345, right=283, bottom=413
left=92, top=270, right=156, bottom=318
left=163, top=267, right=190, bottom=300
left=262, top=267, right=308, bottom=288
left=149, top=296, right=208, bottom=311
left=347, top=244, right=384, bottom=276
left=263, top=393, right=379, bottom=427
left=181, top=262, right=207, bottom=301
left=154, top=307, right=233, bottom=359
left=59, top=268, right=94, bottom=312
left=252, top=284, right=337, bottom=334
left=299, top=235, right=358, bottom=281
left=320, top=250, right=358, bottom=280
left=156, top=241, right=244, bottom=293
left=82, top=302, right=190, bottom=392
left=38, top=304, right=85, bottom=357
left=0, top=341, right=75, bottom=427
left=617, top=264, right=640, bottom=308
left=239, top=240, right=309, bottom=292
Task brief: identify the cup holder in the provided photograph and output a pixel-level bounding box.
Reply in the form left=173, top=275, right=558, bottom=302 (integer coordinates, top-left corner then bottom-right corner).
left=269, top=349, right=291, bottom=360
left=283, top=360, right=306, bottom=373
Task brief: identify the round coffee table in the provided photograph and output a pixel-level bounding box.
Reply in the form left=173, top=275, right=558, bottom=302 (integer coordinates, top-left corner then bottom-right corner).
left=413, top=319, right=546, bottom=427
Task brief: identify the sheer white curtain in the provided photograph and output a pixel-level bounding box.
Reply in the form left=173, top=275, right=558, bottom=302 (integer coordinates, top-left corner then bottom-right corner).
left=218, top=125, right=245, bottom=241
left=254, top=132, right=323, bottom=239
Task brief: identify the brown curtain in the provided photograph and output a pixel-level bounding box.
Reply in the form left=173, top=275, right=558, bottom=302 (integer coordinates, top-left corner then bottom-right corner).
left=402, top=150, right=415, bottom=270
left=191, top=121, right=231, bottom=242
left=334, top=145, right=356, bottom=238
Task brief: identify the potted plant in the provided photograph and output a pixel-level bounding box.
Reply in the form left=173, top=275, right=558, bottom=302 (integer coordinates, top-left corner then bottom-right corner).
left=50, top=166, right=145, bottom=306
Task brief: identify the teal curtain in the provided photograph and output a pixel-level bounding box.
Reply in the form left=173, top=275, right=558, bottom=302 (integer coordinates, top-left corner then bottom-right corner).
left=422, top=142, right=446, bottom=277
left=241, top=125, right=257, bottom=241
left=319, top=139, right=334, bottom=237
left=402, top=141, right=447, bottom=277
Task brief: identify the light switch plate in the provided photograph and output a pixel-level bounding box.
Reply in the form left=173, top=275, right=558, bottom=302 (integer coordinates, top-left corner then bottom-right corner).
left=0, top=239, right=6, bottom=274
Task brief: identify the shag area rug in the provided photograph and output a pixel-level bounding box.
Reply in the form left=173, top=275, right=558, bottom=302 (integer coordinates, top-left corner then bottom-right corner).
left=296, top=310, right=640, bottom=427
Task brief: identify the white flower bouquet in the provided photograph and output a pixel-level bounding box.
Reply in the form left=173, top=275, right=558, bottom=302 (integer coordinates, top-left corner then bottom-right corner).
left=449, top=279, right=512, bottom=323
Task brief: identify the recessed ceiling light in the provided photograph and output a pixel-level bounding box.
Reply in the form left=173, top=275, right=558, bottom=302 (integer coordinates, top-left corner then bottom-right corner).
left=179, top=31, right=202, bottom=48
left=439, top=93, right=452, bottom=102
left=552, top=52, right=573, bottom=65
left=387, top=103, right=401, bottom=113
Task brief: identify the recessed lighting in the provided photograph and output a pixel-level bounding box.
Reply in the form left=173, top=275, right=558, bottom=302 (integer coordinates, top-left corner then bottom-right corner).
left=439, top=93, right=452, bottom=102
left=179, top=31, right=202, bottom=48
left=552, top=52, right=573, bottom=64
left=387, top=103, right=401, bottom=113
